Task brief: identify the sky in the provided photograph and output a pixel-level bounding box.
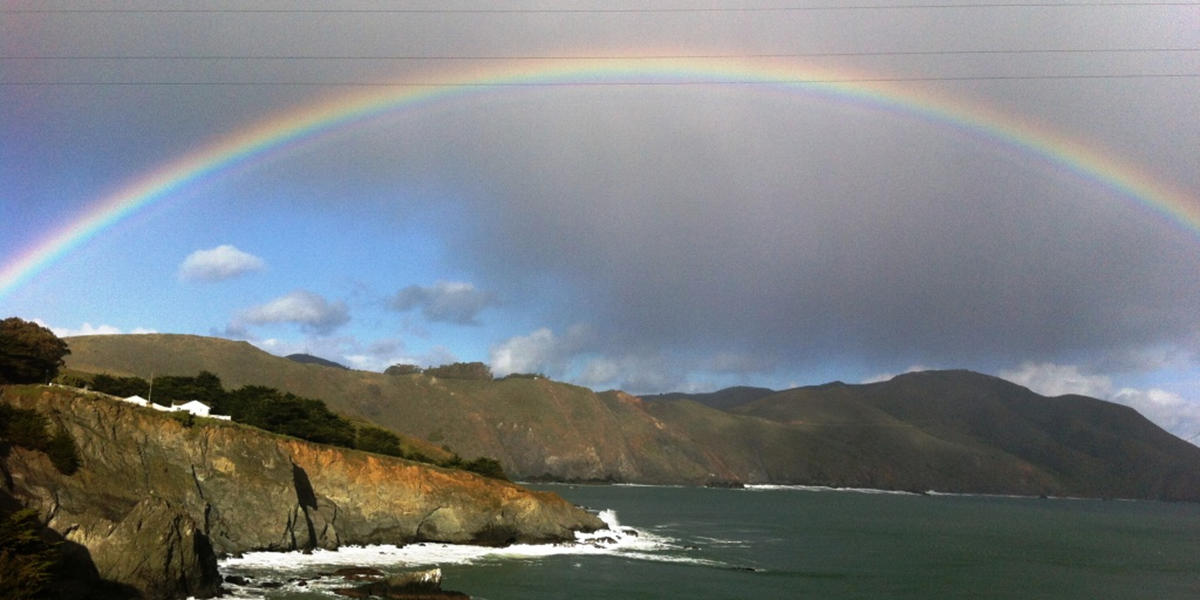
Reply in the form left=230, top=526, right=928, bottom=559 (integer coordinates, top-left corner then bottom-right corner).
left=2, top=2, right=1199, bottom=441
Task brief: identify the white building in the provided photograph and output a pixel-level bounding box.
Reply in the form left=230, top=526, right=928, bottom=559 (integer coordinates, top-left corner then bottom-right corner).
left=122, top=395, right=150, bottom=407
left=172, top=400, right=211, bottom=417
left=122, top=395, right=231, bottom=420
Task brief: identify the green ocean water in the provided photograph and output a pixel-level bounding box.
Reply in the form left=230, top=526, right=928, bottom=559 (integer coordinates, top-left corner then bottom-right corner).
left=221, top=484, right=1200, bottom=599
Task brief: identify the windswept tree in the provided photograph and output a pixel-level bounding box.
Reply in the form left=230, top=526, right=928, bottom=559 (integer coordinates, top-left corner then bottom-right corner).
left=384, top=363, right=422, bottom=376
left=424, top=362, right=493, bottom=380
left=0, top=318, right=70, bottom=385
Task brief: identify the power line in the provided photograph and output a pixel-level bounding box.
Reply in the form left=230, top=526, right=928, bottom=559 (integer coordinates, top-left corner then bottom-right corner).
left=5, top=73, right=1197, bottom=86
left=5, top=49, right=1197, bottom=60
left=5, top=3, right=1199, bottom=13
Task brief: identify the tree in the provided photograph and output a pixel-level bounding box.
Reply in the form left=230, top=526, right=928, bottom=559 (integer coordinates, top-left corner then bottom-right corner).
left=89, top=374, right=149, bottom=398
left=0, top=318, right=70, bottom=385
left=384, top=364, right=422, bottom=376
left=424, top=362, right=493, bottom=380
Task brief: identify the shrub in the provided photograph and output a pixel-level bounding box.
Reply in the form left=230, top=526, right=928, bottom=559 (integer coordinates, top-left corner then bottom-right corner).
left=89, top=374, right=150, bottom=399
left=502, top=372, right=545, bottom=380
left=462, top=457, right=508, bottom=480
left=355, top=426, right=403, bottom=457
left=384, top=364, right=422, bottom=376
left=169, top=411, right=196, bottom=428
left=443, top=454, right=508, bottom=481
left=424, top=362, right=492, bottom=380
left=0, top=508, right=58, bottom=600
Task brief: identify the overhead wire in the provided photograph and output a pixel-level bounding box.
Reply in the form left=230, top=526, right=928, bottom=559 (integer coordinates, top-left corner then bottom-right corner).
left=5, top=3, right=1199, bottom=13
left=5, top=3, right=1195, bottom=85
left=4, top=48, right=1197, bottom=60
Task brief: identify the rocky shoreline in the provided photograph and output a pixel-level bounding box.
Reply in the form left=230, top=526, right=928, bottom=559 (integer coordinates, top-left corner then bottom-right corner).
left=219, top=567, right=469, bottom=599
left=0, top=385, right=603, bottom=599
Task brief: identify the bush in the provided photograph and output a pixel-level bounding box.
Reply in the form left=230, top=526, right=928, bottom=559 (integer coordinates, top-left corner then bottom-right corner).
left=424, top=362, right=493, bottom=380
left=169, top=411, right=196, bottom=428
left=502, top=372, right=545, bottom=380
left=462, top=457, right=508, bottom=480
left=384, top=364, right=422, bottom=376
left=443, top=454, right=508, bottom=480
left=89, top=374, right=150, bottom=399
left=0, top=508, right=58, bottom=600
left=355, top=426, right=403, bottom=457
left=219, top=386, right=356, bottom=448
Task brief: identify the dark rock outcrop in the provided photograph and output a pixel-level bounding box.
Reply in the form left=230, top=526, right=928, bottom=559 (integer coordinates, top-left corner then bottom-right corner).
left=0, top=385, right=603, bottom=599
left=333, top=567, right=469, bottom=599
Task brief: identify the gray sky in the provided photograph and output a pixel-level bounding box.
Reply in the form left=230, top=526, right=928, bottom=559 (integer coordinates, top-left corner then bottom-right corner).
left=3, top=1, right=1199, bottom=439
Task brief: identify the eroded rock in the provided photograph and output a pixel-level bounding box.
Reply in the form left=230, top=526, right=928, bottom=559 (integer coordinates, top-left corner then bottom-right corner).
left=0, top=386, right=603, bottom=599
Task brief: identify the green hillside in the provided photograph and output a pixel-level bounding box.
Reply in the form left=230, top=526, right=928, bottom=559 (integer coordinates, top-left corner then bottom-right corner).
left=62, top=334, right=1200, bottom=500
left=734, top=370, right=1200, bottom=499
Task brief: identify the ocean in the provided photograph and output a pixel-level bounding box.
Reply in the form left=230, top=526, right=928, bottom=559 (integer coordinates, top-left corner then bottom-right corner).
left=218, top=484, right=1200, bottom=599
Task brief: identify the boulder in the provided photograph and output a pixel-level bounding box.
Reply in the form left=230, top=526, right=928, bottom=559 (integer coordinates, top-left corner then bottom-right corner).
left=333, top=568, right=470, bottom=599
left=87, top=497, right=221, bottom=600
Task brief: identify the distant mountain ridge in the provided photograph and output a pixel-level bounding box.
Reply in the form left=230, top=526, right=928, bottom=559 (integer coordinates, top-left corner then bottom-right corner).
left=63, top=334, right=1200, bottom=501
left=285, top=353, right=348, bottom=370
left=639, top=385, right=776, bottom=410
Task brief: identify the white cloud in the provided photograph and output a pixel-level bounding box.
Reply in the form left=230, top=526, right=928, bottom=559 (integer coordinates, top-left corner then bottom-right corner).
left=999, top=362, right=1112, bottom=398
left=1000, top=362, right=1200, bottom=444
left=237, top=290, right=349, bottom=335
left=860, top=364, right=934, bottom=384
left=178, top=244, right=265, bottom=282
left=577, top=357, right=622, bottom=388
left=344, top=344, right=458, bottom=372
left=39, top=320, right=156, bottom=337
left=1111, top=387, right=1200, bottom=443
left=575, top=353, right=681, bottom=394
left=241, top=334, right=457, bottom=373
left=490, top=328, right=565, bottom=376
left=489, top=325, right=591, bottom=377
left=390, top=281, right=496, bottom=325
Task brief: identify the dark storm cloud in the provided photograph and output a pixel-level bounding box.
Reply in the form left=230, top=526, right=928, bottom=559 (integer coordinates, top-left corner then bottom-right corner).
left=417, top=85, right=1200, bottom=371
left=8, top=1, right=1197, bottom=385
left=389, top=281, right=497, bottom=326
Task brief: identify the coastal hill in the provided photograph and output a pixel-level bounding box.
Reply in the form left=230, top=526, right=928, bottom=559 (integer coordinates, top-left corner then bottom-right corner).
left=0, top=384, right=603, bottom=599
left=64, top=334, right=1200, bottom=501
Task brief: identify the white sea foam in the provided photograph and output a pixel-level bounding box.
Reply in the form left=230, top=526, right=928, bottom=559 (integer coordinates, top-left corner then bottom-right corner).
left=744, top=484, right=920, bottom=496
left=219, top=508, right=708, bottom=578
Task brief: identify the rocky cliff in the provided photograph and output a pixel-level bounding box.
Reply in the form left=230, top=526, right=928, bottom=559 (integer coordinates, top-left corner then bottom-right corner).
left=0, top=385, right=603, bottom=599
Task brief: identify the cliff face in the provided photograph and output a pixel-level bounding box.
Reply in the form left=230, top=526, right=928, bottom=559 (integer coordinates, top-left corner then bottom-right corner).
left=0, top=385, right=603, bottom=599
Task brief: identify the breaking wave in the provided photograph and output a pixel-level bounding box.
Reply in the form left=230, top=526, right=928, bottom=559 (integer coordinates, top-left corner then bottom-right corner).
left=215, top=508, right=730, bottom=598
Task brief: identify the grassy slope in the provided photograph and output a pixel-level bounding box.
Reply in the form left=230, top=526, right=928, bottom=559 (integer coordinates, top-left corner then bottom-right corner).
left=733, top=370, right=1200, bottom=499
left=64, top=335, right=715, bottom=482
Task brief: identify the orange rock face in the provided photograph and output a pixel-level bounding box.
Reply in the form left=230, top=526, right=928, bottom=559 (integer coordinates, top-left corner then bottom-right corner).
left=1, top=386, right=603, bottom=599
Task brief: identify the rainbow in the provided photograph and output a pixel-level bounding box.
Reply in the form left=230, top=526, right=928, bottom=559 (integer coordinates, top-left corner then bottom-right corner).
left=2, top=57, right=1197, bottom=301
